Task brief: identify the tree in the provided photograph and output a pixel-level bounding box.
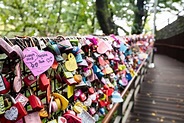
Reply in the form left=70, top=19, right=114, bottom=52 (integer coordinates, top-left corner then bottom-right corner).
left=0, top=0, right=97, bottom=37
left=95, top=0, right=184, bottom=35
left=0, top=0, right=183, bottom=36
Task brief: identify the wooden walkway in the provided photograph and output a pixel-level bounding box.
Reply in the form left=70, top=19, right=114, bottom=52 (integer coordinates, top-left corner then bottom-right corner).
left=127, top=54, right=184, bottom=123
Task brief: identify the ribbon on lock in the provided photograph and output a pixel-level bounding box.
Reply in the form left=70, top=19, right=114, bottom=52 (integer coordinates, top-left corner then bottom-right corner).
left=65, top=53, right=78, bottom=71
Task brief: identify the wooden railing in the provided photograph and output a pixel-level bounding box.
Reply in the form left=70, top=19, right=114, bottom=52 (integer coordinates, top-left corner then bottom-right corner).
left=102, top=50, right=152, bottom=123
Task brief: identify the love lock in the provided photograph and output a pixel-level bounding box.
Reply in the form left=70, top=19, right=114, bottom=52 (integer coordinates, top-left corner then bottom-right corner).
left=0, top=38, right=23, bottom=60
left=24, top=111, right=42, bottom=123
left=39, top=73, right=50, bottom=91
left=0, top=94, right=27, bottom=122
left=28, top=88, right=43, bottom=110
left=23, top=74, right=37, bottom=86
left=0, top=73, right=10, bottom=94
left=13, top=62, right=22, bottom=93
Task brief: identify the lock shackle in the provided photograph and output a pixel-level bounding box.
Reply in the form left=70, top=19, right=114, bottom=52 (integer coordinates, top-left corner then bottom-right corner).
left=2, top=94, right=16, bottom=104
left=28, top=87, right=34, bottom=95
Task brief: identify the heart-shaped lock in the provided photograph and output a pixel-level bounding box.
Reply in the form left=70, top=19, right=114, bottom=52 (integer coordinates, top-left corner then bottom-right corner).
left=97, top=40, right=112, bottom=54
left=65, top=53, right=78, bottom=71
left=23, top=47, right=54, bottom=76
left=4, top=106, right=18, bottom=121
left=58, top=116, right=67, bottom=123
left=3, top=94, right=27, bottom=122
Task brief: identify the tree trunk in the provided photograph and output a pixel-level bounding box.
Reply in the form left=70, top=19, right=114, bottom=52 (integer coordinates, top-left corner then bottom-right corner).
left=131, top=0, right=145, bottom=34
left=95, top=0, right=118, bottom=35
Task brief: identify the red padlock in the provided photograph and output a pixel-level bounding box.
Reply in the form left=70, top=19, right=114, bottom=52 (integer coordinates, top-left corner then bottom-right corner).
left=23, top=74, right=37, bottom=86
left=88, top=87, right=95, bottom=94
left=0, top=73, right=10, bottom=94
left=28, top=88, right=43, bottom=110
left=79, top=93, right=87, bottom=102
left=0, top=94, right=27, bottom=123
left=39, top=74, right=50, bottom=91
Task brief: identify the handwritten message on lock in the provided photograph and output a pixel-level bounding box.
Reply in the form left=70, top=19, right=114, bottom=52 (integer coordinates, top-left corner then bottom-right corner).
left=23, top=47, right=54, bottom=76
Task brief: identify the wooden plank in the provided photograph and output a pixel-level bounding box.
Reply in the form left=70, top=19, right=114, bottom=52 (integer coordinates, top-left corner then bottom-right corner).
left=113, top=116, right=122, bottom=123
left=122, top=89, right=134, bottom=113
left=122, top=101, right=134, bottom=123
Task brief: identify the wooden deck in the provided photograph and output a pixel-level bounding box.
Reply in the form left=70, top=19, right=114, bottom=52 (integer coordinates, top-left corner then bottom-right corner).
left=127, top=54, right=184, bottom=123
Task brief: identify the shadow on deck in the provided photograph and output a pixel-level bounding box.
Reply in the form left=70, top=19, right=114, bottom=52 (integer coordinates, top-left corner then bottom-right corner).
left=127, top=54, right=184, bottom=123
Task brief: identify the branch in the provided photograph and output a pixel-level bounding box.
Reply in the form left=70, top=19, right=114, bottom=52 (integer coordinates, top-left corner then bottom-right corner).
left=116, top=25, right=129, bottom=35
left=54, top=0, right=63, bottom=32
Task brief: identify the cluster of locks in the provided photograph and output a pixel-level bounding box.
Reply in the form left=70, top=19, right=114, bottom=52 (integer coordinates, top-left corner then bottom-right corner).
left=0, top=34, right=153, bottom=123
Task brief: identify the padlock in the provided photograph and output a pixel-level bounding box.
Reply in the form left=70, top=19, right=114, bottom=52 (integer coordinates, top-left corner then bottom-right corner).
left=70, top=39, right=79, bottom=46
left=58, top=116, right=67, bottom=123
left=15, top=93, right=29, bottom=107
left=24, top=111, right=42, bottom=123
left=0, top=94, right=27, bottom=123
left=79, top=93, right=87, bottom=102
left=13, top=62, right=22, bottom=93
left=28, top=88, right=43, bottom=110
left=63, top=110, right=82, bottom=123
left=39, top=73, right=50, bottom=91
left=0, top=38, right=20, bottom=60
left=62, top=77, right=77, bottom=85
left=0, top=73, right=10, bottom=94
left=23, top=74, right=37, bottom=86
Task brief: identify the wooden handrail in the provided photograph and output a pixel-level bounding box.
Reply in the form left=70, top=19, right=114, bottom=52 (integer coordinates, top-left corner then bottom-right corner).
left=102, top=51, right=150, bottom=123
left=155, top=43, right=184, bottom=50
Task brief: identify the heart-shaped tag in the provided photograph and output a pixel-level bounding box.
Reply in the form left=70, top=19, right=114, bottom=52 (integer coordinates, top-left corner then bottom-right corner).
left=58, top=116, right=67, bottom=123
left=97, top=40, right=112, bottom=54
left=4, top=106, right=18, bottom=121
left=23, top=47, right=54, bottom=76
left=65, top=53, right=78, bottom=71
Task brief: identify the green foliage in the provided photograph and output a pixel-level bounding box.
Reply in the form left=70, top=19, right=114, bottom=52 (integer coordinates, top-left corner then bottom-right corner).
left=0, top=0, right=183, bottom=36
left=0, top=0, right=98, bottom=37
